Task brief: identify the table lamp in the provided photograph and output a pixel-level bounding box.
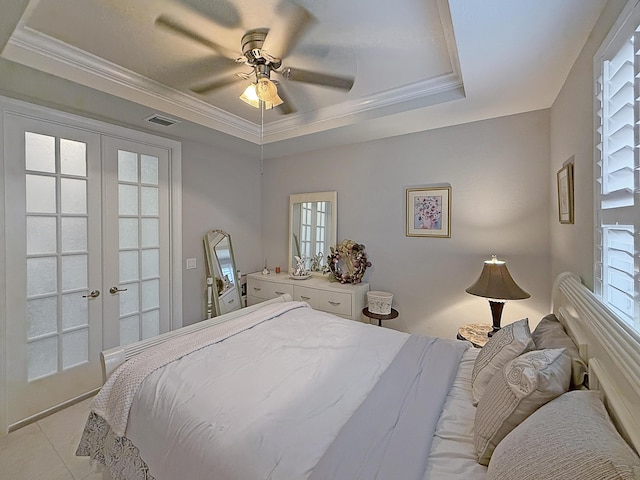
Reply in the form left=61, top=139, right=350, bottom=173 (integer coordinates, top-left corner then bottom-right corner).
left=465, top=255, right=530, bottom=336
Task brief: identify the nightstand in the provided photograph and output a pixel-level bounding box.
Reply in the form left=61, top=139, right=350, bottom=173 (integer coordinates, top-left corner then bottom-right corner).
left=362, top=307, right=399, bottom=326
left=457, top=323, right=493, bottom=348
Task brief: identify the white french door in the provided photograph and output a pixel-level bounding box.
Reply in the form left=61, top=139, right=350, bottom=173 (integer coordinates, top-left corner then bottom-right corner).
left=102, top=137, right=171, bottom=350
left=5, top=114, right=103, bottom=426
left=3, top=111, right=177, bottom=429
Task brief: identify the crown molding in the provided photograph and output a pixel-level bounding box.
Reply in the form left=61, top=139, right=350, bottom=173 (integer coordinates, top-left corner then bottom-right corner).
left=3, top=25, right=464, bottom=144
left=3, top=27, right=261, bottom=141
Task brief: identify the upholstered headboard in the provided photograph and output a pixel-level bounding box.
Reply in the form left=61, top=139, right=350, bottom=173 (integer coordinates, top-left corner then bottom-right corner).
left=552, top=272, right=640, bottom=453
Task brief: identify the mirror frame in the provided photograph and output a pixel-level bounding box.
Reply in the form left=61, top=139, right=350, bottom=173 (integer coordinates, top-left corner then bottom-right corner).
left=203, top=229, right=242, bottom=317
left=288, top=191, right=338, bottom=275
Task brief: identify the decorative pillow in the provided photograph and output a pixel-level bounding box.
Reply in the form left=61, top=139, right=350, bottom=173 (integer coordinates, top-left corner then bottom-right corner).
left=487, top=391, right=640, bottom=480
left=471, top=318, right=535, bottom=405
left=474, top=348, right=571, bottom=465
left=532, top=313, right=588, bottom=388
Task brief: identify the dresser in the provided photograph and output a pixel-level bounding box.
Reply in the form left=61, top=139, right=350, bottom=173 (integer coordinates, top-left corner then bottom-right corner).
left=247, top=272, right=369, bottom=322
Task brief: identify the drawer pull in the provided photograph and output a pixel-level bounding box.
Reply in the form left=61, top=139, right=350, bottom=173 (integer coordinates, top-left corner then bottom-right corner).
left=328, top=301, right=341, bottom=306
left=300, top=296, right=311, bottom=300
left=275, top=291, right=286, bottom=295
left=253, top=287, right=262, bottom=291
left=227, top=298, right=235, bottom=304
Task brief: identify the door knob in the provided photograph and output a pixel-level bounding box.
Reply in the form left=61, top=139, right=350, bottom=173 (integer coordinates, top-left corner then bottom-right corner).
left=109, top=286, right=128, bottom=294
left=82, top=290, right=100, bottom=298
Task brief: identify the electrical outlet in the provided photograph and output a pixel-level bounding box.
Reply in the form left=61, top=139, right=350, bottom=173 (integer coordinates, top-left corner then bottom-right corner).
left=186, top=258, right=196, bottom=270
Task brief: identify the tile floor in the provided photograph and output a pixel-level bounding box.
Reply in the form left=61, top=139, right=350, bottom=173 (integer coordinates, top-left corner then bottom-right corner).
left=0, top=397, right=107, bottom=480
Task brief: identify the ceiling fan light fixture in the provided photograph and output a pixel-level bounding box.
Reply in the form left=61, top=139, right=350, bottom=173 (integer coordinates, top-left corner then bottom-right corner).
left=239, top=83, right=280, bottom=110
left=240, top=84, right=260, bottom=107
left=256, top=78, right=283, bottom=106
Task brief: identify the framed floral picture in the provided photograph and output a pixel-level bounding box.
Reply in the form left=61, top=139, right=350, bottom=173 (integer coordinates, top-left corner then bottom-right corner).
left=406, top=186, right=451, bottom=237
left=557, top=162, right=574, bottom=224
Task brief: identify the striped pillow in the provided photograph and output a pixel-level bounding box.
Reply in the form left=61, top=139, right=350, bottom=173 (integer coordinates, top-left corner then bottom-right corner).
left=487, top=391, right=640, bottom=479
left=474, top=348, right=571, bottom=465
left=471, top=318, right=535, bottom=405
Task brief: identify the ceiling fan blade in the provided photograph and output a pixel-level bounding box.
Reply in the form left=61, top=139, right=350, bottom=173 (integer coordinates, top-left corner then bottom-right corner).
left=261, top=1, right=315, bottom=60
left=191, top=74, right=243, bottom=95
left=279, top=67, right=354, bottom=91
left=274, top=84, right=296, bottom=115
left=155, top=14, right=239, bottom=59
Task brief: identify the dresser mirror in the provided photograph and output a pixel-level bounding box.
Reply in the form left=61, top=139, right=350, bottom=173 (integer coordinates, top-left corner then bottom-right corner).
left=288, top=191, right=337, bottom=275
left=204, top=230, right=242, bottom=316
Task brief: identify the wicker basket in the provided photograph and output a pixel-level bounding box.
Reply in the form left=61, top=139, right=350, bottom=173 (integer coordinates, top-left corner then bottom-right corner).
left=367, top=291, right=393, bottom=315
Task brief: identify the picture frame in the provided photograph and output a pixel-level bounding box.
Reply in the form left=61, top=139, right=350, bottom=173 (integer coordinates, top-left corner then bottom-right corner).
left=557, top=162, right=574, bottom=224
left=406, top=186, right=451, bottom=237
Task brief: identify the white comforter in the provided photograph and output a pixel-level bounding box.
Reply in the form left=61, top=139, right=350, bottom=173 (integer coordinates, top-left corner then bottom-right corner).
left=126, top=305, right=410, bottom=480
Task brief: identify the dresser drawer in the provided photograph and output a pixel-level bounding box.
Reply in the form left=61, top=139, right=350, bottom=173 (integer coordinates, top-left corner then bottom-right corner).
left=248, top=278, right=294, bottom=300
left=294, top=286, right=352, bottom=318
left=246, top=273, right=368, bottom=321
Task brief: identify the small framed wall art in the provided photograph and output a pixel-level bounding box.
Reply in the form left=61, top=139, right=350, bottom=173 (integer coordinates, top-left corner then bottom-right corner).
left=406, top=186, right=451, bottom=237
left=557, top=162, right=574, bottom=224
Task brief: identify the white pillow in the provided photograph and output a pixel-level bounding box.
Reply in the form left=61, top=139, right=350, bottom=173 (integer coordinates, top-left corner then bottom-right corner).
left=471, top=318, right=535, bottom=405
left=474, top=348, right=571, bottom=465
left=487, top=390, right=640, bottom=479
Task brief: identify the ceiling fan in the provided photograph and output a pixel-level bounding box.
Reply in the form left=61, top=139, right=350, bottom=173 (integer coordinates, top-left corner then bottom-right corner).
left=155, top=1, right=355, bottom=114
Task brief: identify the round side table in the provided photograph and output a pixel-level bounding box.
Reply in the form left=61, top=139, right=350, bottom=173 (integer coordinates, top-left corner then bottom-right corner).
left=457, top=323, right=492, bottom=348
left=362, top=307, right=399, bottom=326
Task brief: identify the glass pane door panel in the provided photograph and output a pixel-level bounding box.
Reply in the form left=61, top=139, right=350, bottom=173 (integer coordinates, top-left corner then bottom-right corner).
left=61, top=217, right=87, bottom=252
left=27, top=297, right=58, bottom=338
left=25, top=132, right=55, bottom=173
left=27, top=337, right=58, bottom=380
left=120, top=315, right=140, bottom=347
left=142, top=310, right=160, bottom=339
left=141, top=279, right=159, bottom=310
left=118, top=150, right=138, bottom=183
left=61, top=293, right=88, bottom=329
left=119, top=250, right=139, bottom=282
left=62, top=329, right=88, bottom=369
left=119, top=283, right=139, bottom=317
left=119, top=218, right=139, bottom=248
left=60, top=139, right=87, bottom=176
left=26, top=217, right=57, bottom=255
left=141, top=218, right=159, bottom=247
left=141, top=187, right=159, bottom=215
left=26, top=175, right=56, bottom=213
left=61, top=255, right=88, bottom=292
left=141, top=249, right=159, bottom=278
left=119, top=185, right=138, bottom=215
left=27, top=257, right=57, bottom=296
left=141, top=155, right=159, bottom=184
left=60, top=178, right=87, bottom=214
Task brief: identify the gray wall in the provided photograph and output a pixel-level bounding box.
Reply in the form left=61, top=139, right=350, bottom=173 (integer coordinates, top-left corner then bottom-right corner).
left=549, top=0, right=628, bottom=288
left=261, top=110, right=551, bottom=339
left=180, top=141, right=263, bottom=325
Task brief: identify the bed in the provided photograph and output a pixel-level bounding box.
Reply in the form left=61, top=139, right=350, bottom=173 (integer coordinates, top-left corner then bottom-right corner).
left=77, top=272, right=640, bottom=480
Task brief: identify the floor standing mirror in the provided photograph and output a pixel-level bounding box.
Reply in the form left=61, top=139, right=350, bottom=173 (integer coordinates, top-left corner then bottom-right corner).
left=204, top=230, right=242, bottom=317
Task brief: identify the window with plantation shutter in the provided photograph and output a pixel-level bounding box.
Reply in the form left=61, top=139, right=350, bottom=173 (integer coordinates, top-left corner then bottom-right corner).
left=594, top=5, right=640, bottom=333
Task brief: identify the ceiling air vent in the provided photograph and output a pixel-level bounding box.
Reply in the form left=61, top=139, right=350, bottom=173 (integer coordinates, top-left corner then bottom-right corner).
left=145, top=114, right=179, bottom=127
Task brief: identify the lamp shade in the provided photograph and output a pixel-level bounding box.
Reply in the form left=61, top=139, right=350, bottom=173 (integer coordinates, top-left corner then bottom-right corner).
left=465, top=255, right=530, bottom=301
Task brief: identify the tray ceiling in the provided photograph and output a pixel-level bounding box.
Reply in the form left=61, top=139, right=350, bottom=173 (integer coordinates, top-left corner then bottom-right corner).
left=0, top=0, right=607, bottom=153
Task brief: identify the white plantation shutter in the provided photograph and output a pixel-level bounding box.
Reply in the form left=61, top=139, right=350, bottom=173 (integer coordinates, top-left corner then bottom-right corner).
left=595, top=16, right=640, bottom=332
